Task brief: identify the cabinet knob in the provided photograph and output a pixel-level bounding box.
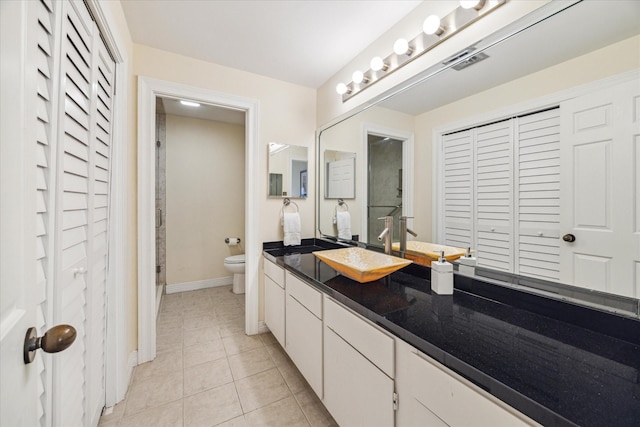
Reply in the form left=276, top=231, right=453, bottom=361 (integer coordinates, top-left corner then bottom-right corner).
left=562, top=234, right=576, bottom=242
left=24, top=324, right=77, bottom=364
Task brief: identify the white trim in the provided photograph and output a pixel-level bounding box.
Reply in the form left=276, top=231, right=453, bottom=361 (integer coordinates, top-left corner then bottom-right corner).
left=165, top=277, right=233, bottom=294
left=432, top=69, right=640, bottom=243
left=137, top=76, right=261, bottom=364
left=361, top=123, right=415, bottom=242
left=83, top=0, right=129, bottom=408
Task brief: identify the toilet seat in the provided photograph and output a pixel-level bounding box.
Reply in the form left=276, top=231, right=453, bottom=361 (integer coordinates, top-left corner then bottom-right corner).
left=225, top=254, right=245, bottom=264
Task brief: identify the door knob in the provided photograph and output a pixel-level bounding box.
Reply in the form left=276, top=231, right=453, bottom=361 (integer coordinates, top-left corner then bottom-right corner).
left=24, top=324, right=77, bottom=364
left=562, top=234, right=576, bottom=242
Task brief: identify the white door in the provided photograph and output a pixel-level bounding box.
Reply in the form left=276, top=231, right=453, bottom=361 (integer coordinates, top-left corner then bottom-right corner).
left=1, top=1, right=41, bottom=425
left=560, top=78, right=640, bottom=298
left=327, top=158, right=355, bottom=198
left=1, top=1, right=115, bottom=425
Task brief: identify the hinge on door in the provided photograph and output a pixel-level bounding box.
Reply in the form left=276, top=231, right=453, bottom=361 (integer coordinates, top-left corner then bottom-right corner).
left=156, top=265, right=161, bottom=273
left=393, top=392, right=399, bottom=411
left=156, top=140, right=161, bottom=147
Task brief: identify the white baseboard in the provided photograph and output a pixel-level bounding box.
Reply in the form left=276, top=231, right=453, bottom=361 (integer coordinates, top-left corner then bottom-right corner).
left=166, top=276, right=233, bottom=294
left=258, top=320, right=270, bottom=334
left=127, top=350, right=138, bottom=386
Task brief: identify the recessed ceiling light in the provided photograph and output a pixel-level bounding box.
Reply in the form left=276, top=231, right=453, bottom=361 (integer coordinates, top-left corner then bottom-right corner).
left=180, top=100, right=200, bottom=107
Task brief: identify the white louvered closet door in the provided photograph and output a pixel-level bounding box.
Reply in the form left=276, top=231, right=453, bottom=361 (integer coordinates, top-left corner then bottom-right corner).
left=52, top=1, right=115, bottom=425
left=442, top=130, right=474, bottom=248
left=474, top=121, right=513, bottom=272
left=515, top=109, right=561, bottom=281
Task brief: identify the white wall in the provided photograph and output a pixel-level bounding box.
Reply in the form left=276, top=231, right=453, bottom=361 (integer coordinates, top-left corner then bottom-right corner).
left=165, top=115, right=245, bottom=285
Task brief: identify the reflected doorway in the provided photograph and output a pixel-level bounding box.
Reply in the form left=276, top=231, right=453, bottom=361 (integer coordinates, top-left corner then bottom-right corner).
left=367, top=135, right=404, bottom=244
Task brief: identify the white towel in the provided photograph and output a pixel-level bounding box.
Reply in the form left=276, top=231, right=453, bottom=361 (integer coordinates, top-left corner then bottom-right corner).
left=283, top=212, right=301, bottom=246
left=336, top=211, right=351, bottom=240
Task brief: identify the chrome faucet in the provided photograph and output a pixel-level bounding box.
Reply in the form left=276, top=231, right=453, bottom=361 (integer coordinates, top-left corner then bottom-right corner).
left=398, top=216, right=417, bottom=257
left=377, top=216, right=394, bottom=254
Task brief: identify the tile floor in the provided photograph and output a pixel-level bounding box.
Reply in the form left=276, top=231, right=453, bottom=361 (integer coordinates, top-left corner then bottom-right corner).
left=99, top=285, right=337, bottom=427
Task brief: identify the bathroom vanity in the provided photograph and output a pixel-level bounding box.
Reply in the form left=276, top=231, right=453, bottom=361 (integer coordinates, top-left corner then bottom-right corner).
left=262, top=240, right=639, bottom=427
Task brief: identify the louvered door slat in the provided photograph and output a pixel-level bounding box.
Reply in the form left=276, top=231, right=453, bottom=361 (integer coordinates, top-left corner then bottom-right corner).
left=443, top=130, right=473, bottom=248
left=475, top=121, right=513, bottom=272
left=516, top=108, right=561, bottom=280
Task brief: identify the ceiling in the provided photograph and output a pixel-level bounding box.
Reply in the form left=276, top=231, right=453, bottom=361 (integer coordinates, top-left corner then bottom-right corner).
left=121, top=0, right=422, bottom=89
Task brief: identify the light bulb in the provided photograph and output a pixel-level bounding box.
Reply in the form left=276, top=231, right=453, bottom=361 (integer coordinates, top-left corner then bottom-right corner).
left=423, top=15, right=444, bottom=35
left=460, top=0, right=485, bottom=10
left=370, top=56, right=386, bottom=71
left=352, top=70, right=365, bottom=84
left=393, top=38, right=410, bottom=55
left=336, top=83, right=348, bottom=95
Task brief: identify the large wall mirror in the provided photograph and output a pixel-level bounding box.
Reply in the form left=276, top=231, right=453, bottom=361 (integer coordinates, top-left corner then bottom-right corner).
left=268, top=142, right=308, bottom=198
left=317, top=0, right=640, bottom=316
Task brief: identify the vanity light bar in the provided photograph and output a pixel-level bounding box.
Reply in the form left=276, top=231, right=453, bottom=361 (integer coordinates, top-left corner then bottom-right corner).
left=337, top=0, right=506, bottom=102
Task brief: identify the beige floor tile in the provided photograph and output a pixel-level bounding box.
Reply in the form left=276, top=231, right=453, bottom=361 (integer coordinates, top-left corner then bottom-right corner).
left=258, top=332, right=278, bottom=346
left=156, top=329, right=183, bottom=353
left=157, top=311, right=183, bottom=326
left=244, top=396, right=310, bottom=427
left=278, top=361, right=309, bottom=394
left=264, top=343, right=292, bottom=367
left=183, top=383, right=243, bottom=427
left=132, top=348, right=183, bottom=383
left=235, top=368, right=292, bottom=413
left=219, top=318, right=246, bottom=338
left=228, top=347, right=275, bottom=380
left=161, top=297, right=184, bottom=313
left=215, top=415, right=248, bottom=427
left=97, top=418, right=119, bottom=427
left=184, top=358, right=234, bottom=396
left=295, top=388, right=337, bottom=427
left=124, top=371, right=183, bottom=416
left=184, top=325, right=222, bottom=347
left=183, top=313, right=218, bottom=330
left=223, top=334, right=264, bottom=356
left=184, top=339, right=227, bottom=368
left=120, top=399, right=183, bottom=427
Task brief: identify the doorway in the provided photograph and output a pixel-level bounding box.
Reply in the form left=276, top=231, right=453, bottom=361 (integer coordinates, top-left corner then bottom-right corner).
left=137, top=77, right=260, bottom=364
left=361, top=125, right=415, bottom=246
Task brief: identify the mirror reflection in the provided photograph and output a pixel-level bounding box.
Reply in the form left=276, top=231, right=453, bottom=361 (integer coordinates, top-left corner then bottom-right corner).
left=268, top=142, right=308, bottom=198
left=324, top=150, right=355, bottom=199
left=317, top=0, right=640, bottom=311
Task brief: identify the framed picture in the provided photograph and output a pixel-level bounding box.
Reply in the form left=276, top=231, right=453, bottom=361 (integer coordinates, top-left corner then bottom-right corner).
left=300, top=170, right=308, bottom=198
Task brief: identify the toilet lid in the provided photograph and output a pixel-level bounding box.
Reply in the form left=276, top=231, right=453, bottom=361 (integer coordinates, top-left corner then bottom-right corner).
left=225, top=254, right=245, bottom=264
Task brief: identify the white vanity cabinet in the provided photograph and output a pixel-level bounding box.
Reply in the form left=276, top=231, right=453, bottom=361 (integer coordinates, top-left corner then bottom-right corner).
left=263, top=258, right=285, bottom=347
left=284, top=271, right=323, bottom=397
left=395, top=339, right=539, bottom=427
left=323, top=297, right=396, bottom=427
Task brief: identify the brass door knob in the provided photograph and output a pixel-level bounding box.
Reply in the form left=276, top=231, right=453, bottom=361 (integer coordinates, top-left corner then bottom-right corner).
left=562, top=234, right=576, bottom=242
left=24, top=324, right=77, bottom=364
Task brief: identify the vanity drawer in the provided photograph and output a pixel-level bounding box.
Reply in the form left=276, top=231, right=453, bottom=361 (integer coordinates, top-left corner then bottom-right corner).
left=264, top=258, right=284, bottom=288
left=286, top=271, right=322, bottom=319
left=409, top=349, right=537, bottom=426
left=324, top=297, right=394, bottom=378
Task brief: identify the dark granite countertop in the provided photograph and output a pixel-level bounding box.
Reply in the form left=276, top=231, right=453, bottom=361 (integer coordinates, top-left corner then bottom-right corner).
left=263, top=241, right=640, bottom=427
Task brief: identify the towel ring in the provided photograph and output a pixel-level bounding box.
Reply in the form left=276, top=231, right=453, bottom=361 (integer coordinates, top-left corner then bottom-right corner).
left=336, top=199, right=349, bottom=212
left=281, top=198, right=299, bottom=215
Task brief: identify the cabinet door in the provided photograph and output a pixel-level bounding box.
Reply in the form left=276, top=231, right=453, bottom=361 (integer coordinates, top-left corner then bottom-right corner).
left=324, top=327, right=394, bottom=427
left=264, top=275, right=285, bottom=347
left=285, top=294, right=323, bottom=397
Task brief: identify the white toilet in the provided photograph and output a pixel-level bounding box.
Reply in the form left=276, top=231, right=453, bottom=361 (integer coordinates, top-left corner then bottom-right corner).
left=224, top=254, right=245, bottom=294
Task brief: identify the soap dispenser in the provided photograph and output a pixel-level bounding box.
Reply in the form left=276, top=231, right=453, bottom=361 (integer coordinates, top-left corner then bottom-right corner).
left=458, top=247, right=477, bottom=276
left=431, top=251, right=453, bottom=295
